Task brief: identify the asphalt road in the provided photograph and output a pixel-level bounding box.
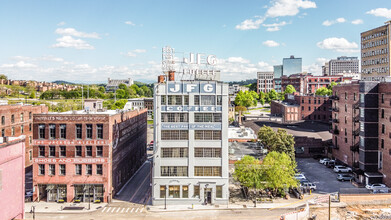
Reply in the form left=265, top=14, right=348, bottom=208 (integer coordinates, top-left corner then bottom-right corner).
left=296, top=158, right=356, bottom=193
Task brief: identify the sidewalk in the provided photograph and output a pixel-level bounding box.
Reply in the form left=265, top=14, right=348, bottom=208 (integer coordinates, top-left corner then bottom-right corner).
left=25, top=201, right=107, bottom=214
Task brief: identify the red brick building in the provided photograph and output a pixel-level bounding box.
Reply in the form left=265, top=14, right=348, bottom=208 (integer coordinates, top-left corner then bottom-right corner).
left=294, top=95, right=332, bottom=123
left=32, top=103, right=147, bottom=203
left=270, top=100, right=300, bottom=123
left=0, top=136, right=25, bottom=220
left=378, top=83, right=391, bottom=186
left=0, top=104, right=48, bottom=168
left=330, top=82, right=360, bottom=168
left=281, top=74, right=307, bottom=94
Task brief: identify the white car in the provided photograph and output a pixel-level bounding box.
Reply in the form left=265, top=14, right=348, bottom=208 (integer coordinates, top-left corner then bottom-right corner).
left=319, top=158, right=330, bottom=164
left=333, top=165, right=352, bottom=173
left=300, top=182, right=316, bottom=191
left=294, top=174, right=306, bottom=180
left=366, top=183, right=387, bottom=190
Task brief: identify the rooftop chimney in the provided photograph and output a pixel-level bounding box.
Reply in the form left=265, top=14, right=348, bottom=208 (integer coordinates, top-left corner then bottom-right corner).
left=158, top=75, right=165, bottom=83
left=168, top=71, right=175, bottom=81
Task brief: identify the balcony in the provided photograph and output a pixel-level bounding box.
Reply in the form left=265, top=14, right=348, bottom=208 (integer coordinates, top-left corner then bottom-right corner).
left=330, top=95, right=340, bottom=100
left=333, top=119, right=339, bottom=123
left=353, top=115, right=359, bottom=123
left=353, top=129, right=360, bottom=136
left=332, top=107, right=339, bottom=112
left=350, top=143, right=359, bottom=152
left=353, top=102, right=360, bottom=109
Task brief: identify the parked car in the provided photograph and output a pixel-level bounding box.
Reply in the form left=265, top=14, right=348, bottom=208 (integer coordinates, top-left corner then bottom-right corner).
left=366, top=183, right=387, bottom=190
left=337, top=174, right=354, bottom=181
left=294, top=174, right=306, bottom=181
left=149, top=140, right=154, bottom=145
left=319, top=158, right=330, bottom=164
left=325, top=160, right=336, bottom=168
left=333, top=165, right=352, bottom=173
left=300, top=182, right=317, bottom=191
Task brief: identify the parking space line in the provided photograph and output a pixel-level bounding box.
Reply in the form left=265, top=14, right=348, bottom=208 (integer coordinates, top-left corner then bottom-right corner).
left=106, top=207, right=111, bottom=213
left=101, top=207, right=106, bottom=212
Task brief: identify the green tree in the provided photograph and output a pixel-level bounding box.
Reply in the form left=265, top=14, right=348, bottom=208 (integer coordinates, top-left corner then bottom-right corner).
left=98, top=86, right=105, bottom=93
left=248, top=82, right=257, bottom=92
left=315, top=87, right=331, bottom=96
left=0, top=74, right=7, bottom=80
left=130, top=84, right=140, bottom=95
left=235, top=91, right=257, bottom=108
left=278, top=92, right=285, bottom=101
left=233, top=155, right=265, bottom=199
left=29, top=91, right=36, bottom=99
left=284, top=85, right=296, bottom=94
left=258, top=126, right=295, bottom=160
left=327, top=82, right=337, bottom=90
left=118, top=83, right=128, bottom=90
left=235, top=106, right=247, bottom=125
left=141, top=85, right=152, bottom=97
left=267, top=89, right=278, bottom=102
left=262, top=151, right=298, bottom=195
left=113, top=99, right=128, bottom=109
left=115, top=89, right=127, bottom=99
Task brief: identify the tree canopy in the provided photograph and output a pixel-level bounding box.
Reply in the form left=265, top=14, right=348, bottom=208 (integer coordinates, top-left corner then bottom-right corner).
left=258, top=125, right=295, bottom=160
left=284, top=85, right=296, bottom=94
left=235, top=90, right=258, bottom=107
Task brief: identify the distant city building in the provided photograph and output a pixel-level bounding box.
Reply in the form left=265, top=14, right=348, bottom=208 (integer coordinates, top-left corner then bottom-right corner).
left=32, top=100, right=147, bottom=203
left=257, top=72, right=274, bottom=93
left=328, top=56, right=359, bottom=76
left=361, top=21, right=391, bottom=81
left=106, top=78, right=134, bottom=91
left=273, top=65, right=283, bottom=93
left=123, top=98, right=153, bottom=119
left=152, top=74, right=229, bottom=206
left=322, top=62, right=329, bottom=76
left=0, top=136, right=26, bottom=220
left=283, top=55, right=302, bottom=76
left=0, top=103, right=48, bottom=169
left=281, top=73, right=307, bottom=94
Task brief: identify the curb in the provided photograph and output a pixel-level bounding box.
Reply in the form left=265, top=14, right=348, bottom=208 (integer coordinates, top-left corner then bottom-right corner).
left=25, top=204, right=107, bottom=215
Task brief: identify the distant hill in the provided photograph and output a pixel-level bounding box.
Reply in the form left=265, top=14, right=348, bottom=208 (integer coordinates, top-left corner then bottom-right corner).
left=52, top=80, right=76, bottom=85
left=228, top=79, right=257, bottom=86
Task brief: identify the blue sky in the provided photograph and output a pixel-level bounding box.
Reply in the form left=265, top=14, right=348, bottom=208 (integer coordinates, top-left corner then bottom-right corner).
left=0, top=0, right=391, bottom=83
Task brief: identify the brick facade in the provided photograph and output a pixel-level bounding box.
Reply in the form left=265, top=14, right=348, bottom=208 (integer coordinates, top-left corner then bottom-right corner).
left=0, top=104, right=48, bottom=168
left=32, top=108, right=147, bottom=203
left=294, top=95, right=332, bottom=123
left=378, top=83, right=391, bottom=186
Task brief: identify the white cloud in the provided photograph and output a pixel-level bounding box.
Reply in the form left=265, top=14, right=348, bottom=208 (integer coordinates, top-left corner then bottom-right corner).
left=322, top=17, right=346, bottom=26
left=263, top=40, right=280, bottom=47
left=52, top=36, right=94, bottom=50
left=41, top=55, right=64, bottom=62
left=316, top=37, right=358, bottom=53
left=133, top=49, right=146, bottom=53
left=351, top=19, right=363, bottom=25
left=262, top=21, right=289, bottom=32
left=122, top=49, right=147, bottom=57
left=366, top=8, right=391, bottom=19
left=227, top=57, right=250, bottom=64
left=55, top=28, right=100, bottom=39
left=265, top=0, right=316, bottom=18
left=57, top=21, right=66, bottom=26
left=303, top=57, right=329, bottom=74
left=125, top=21, right=136, bottom=26
left=235, top=17, right=265, bottom=30
left=1, top=61, right=37, bottom=68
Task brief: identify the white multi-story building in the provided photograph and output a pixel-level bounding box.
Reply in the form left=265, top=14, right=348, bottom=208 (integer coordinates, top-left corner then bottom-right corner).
left=152, top=79, right=229, bottom=206
left=257, top=72, right=274, bottom=93
left=329, top=56, right=359, bottom=76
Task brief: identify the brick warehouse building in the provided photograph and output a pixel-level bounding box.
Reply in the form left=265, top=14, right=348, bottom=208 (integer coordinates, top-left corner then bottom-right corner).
left=32, top=101, right=147, bottom=203
left=0, top=103, right=48, bottom=169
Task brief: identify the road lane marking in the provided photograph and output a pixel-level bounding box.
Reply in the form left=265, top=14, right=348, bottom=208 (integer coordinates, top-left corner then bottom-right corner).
left=116, top=207, right=121, bottom=212
left=101, top=207, right=107, bottom=212
left=106, top=207, right=111, bottom=212
left=126, top=208, right=130, bottom=212
left=135, top=208, right=139, bottom=213
left=121, top=208, right=125, bottom=213
left=130, top=208, right=134, bottom=212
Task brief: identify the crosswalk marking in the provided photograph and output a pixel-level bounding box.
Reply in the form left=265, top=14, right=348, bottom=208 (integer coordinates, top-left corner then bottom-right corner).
left=126, top=208, right=130, bottom=212
left=121, top=208, right=125, bottom=213
left=116, top=207, right=121, bottom=212
left=140, top=208, right=144, bottom=213
left=111, top=207, right=115, bottom=213
left=101, top=207, right=107, bottom=212
left=131, top=208, right=134, bottom=213
left=106, top=207, right=111, bottom=213
left=135, top=208, right=139, bottom=213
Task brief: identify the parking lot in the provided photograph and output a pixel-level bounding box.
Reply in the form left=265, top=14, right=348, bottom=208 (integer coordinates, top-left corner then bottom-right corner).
left=296, top=158, right=357, bottom=193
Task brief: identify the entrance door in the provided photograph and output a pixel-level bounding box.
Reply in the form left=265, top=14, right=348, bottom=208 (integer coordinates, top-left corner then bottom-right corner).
left=204, top=188, right=212, bottom=204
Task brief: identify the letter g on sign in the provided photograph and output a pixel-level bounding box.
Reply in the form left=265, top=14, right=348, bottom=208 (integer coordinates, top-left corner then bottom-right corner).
left=203, top=84, right=213, bottom=92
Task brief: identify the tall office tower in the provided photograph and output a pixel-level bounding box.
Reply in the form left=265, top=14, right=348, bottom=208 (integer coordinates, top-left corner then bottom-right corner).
left=329, top=56, right=359, bottom=75
left=283, top=55, right=302, bottom=76
left=273, top=65, right=283, bottom=93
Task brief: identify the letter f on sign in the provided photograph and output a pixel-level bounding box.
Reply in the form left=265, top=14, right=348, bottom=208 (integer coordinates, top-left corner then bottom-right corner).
left=169, top=84, right=180, bottom=92
left=186, top=84, right=197, bottom=92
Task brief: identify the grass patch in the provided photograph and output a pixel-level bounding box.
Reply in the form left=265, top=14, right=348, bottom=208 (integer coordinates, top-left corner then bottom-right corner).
left=147, top=120, right=154, bottom=125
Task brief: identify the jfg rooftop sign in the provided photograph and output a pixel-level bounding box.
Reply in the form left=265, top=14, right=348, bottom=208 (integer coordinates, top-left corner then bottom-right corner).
left=167, top=82, right=216, bottom=94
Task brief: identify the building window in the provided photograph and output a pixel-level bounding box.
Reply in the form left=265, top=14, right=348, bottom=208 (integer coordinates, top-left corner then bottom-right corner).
left=308, top=106, right=311, bottom=111
left=160, top=166, right=188, bottom=176
left=86, top=124, right=92, bottom=139
left=216, top=186, right=223, bottom=198
left=194, top=148, right=221, bottom=157
left=29, top=123, right=32, bottom=131
left=75, top=146, right=82, bottom=157
left=11, top=127, right=15, bottom=136
left=194, top=166, right=222, bottom=176
left=194, top=130, right=221, bottom=140
left=60, top=146, right=66, bottom=157
left=29, top=150, right=32, bottom=161
left=29, top=112, right=32, bottom=119
left=75, top=164, right=82, bottom=175
left=96, top=164, right=103, bottom=175
left=20, top=113, right=24, bottom=122
left=161, top=130, right=189, bottom=140
left=49, top=146, right=55, bottom=157
left=96, top=146, right=103, bottom=157
left=160, top=186, right=166, bottom=198
left=345, top=138, right=348, bottom=143
left=194, top=113, right=222, bottom=122
left=382, top=94, right=385, bottom=103
left=49, top=164, right=55, bottom=176
left=86, top=146, right=92, bottom=157
left=345, top=116, right=347, bottom=124
left=194, top=185, right=200, bottom=198
left=161, top=148, right=188, bottom=158
left=21, top=125, right=24, bottom=134
left=301, top=106, right=304, bottom=111
left=49, top=124, right=56, bottom=139
left=381, top=139, right=384, bottom=148
left=86, top=164, right=92, bottom=175
left=1, top=116, right=4, bottom=125
left=1, top=129, right=3, bottom=137
left=382, top=109, right=385, bottom=118
left=354, top=93, right=356, bottom=101
left=39, top=146, right=45, bottom=157
left=182, top=185, right=188, bottom=198
left=217, top=95, right=222, bottom=105
left=76, top=124, right=82, bottom=139
left=194, top=95, right=200, bottom=105
left=345, top=92, right=347, bottom=100
left=201, top=95, right=215, bottom=105
left=11, top=115, right=14, bottom=123
left=59, top=164, right=66, bottom=175
left=167, top=95, right=183, bottom=105
left=161, top=113, right=189, bottom=122
left=168, top=185, right=180, bottom=198
left=38, top=164, right=45, bottom=175
left=60, top=124, right=66, bottom=139
left=345, top=128, right=347, bottom=136
left=345, top=104, right=347, bottom=112
left=308, top=99, right=311, bottom=104
left=161, top=96, right=166, bottom=105
left=97, top=124, right=103, bottom=139
left=382, top=124, right=385, bottom=134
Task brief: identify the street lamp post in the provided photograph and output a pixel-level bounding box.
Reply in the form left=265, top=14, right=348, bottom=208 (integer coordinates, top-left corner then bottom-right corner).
left=164, top=185, right=167, bottom=210
left=30, top=206, right=35, bottom=220
left=88, top=186, right=91, bottom=210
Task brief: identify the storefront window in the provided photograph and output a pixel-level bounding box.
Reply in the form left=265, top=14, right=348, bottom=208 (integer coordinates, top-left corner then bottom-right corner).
left=182, top=186, right=188, bottom=198
left=160, top=186, right=166, bottom=198
left=168, top=185, right=180, bottom=198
